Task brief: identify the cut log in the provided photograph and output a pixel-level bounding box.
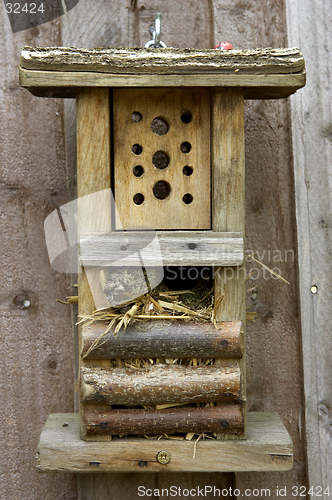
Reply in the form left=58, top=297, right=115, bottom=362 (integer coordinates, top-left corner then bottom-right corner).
left=81, top=320, right=243, bottom=359
left=83, top=404, right=244, bottom=436
left=81, top=364, right=241, bottom=406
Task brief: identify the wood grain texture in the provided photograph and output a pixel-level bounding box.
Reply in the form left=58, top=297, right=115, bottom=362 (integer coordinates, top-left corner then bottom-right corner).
left=79, top=231, right=243, bottom=267
left=76, top=88, right=111, bottom=314
left=81, top=320, right=243, bottom=359
left=20, top=68, right=306, bottom=99
left=113, top=88, right=210, bottom=229
left=37, top=412, right=293, bottom=472
left=83, top=405, right=244, bottom=437
left=81, top=364, right=241, bottom=406
left=0, top=7, right=77, bottom=500
left=286, top=0, right=332, bottom=493
left=212, top=89, right=246, bottom=442
left=212, top=90, right=245, bottom=324
left=20, top=47, right=305, bottom=73
left=76, top=88, right=113, bottom=444
left=75, top=106, right=110, bottom=311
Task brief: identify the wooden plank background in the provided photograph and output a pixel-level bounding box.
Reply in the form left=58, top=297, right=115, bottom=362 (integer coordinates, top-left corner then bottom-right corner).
left=0, top=6, right=77, bottom=500
left=1, top=0, right=330, bottom=499
left=286, top=0, right=332, bottom=494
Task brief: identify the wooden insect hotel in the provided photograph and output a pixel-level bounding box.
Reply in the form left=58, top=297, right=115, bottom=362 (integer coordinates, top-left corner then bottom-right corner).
left=19, top=44, right=305, bottom=472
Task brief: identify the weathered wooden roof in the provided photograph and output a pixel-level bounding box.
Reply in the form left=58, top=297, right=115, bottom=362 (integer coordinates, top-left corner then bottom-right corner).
left=19, top=46, right=305, bottom=99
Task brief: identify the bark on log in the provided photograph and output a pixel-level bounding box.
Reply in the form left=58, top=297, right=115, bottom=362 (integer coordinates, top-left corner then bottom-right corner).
left=83, top=405, right=244, bottom=436
left=81, top=364, right=241, bottom=406
left=20, top=47, right=305, bottom=75
left=81, top=321, right=243, bottom=359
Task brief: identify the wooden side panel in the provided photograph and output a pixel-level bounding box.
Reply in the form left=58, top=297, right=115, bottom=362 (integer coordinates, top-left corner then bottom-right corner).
left=212, top=89, right=246, bottom=441
left=212, top=90, right=245, bottom=320
left=113, top=88, right=210, bottom=229
left=76, top=88, right=113, bottom=445
left=76, top=88, right=111, bottom=315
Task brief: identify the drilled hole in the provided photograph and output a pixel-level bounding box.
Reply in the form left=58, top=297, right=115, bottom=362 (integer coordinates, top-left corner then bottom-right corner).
left=153, top=181, right=171, bottom=200
left=180, top=142, right=192, bottom=154
left=181, top=111, right=192, bottom=124
left=183, top=193, right=193, bottom=204
left=151, top=117, right=169, bottom=136
left=132, top=144, right=143, bottom=155
left=183, top=165, right=193, bottom=176
left=133, top=165, right=144, bottom=177
left=152, top=151, right=169, bottom=170
left=131, top=111, right=142, bottom=122
left=133, top=193, right=144, bottom=205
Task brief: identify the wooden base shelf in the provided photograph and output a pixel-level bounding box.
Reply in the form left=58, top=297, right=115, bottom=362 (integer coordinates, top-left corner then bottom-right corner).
left=37, top=412, right=293, bottom=473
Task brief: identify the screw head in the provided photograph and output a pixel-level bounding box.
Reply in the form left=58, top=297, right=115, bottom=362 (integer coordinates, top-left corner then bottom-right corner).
left=311, top=285, right=318, bottom=294
left=23, top=299, right=31, bottom=308
left=157, top=450, right=171, bottom=464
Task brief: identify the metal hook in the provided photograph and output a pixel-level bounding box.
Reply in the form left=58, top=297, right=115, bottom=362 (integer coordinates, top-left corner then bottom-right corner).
left=145, top=13, right=167, bottom=48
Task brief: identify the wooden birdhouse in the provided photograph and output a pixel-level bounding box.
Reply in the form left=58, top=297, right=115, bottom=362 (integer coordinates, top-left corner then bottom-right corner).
left=20, top=44, right=305, bottom=472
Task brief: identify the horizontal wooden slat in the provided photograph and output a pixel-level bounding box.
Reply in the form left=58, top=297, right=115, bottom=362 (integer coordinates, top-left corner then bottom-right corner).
left=83, top=405, right=244, bottom=437
left=81, top=321, right=243, bottom=359
left=79, top=231, right=243, bottom=267
left=20, top=69, right=305, bottom=99
left=81, top=364, right=241, bottom=406
left=37, top=412, right=293, bottom=472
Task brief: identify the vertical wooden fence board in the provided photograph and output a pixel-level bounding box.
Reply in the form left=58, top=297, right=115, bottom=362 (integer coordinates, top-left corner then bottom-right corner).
left=0, top=8, right=76, bottom=500
left=212, top=0, right=308, bottom=496
left=286, top=0, right=332, bottom=493
left=136, top=0, right=213, bottom=49
left=78, top=474, right=158, bottom=500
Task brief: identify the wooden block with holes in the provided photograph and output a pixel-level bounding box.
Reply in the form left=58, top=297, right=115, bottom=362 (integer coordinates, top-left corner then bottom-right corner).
left=113, top=88, right=210, bottom=229
left=20, top=46, right=305, bottom=469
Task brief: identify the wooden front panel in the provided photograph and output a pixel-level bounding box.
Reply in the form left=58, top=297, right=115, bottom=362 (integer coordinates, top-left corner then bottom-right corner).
left=113, top=88, right=210, bottom=229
